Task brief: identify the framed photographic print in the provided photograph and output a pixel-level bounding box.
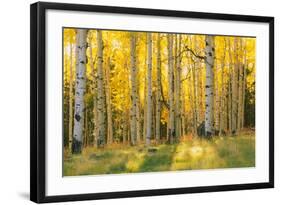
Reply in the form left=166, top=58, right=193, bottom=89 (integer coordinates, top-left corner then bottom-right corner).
left=30, top=1, right=274, bottom=203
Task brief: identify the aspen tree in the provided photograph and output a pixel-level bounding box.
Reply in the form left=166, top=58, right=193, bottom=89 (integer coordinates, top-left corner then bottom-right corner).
left=68, top=43, right=74, bottom=150
left=130, top=33, right=137, bottom=145
left=97, top=30, right=106, bottom=147
left=204, top=35, right=215, bottom=137
left=155, top=33, right=161, bottom=143
left=105, top=57, right=113, bottom=144
left=72, top=29, right=87, bottom=153
left=167, top=34, right=175, bottom=143
left=146, top=33, right=152, bottom=146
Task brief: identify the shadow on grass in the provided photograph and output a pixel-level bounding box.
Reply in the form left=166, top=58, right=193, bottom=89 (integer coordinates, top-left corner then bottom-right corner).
left=138, top=144, right=178, bottom=172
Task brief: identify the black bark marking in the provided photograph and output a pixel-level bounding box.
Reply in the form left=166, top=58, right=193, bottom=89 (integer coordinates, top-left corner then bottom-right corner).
left=75, top=114, right=81, bottom=122
left=208, top=52, right=212, bottom=57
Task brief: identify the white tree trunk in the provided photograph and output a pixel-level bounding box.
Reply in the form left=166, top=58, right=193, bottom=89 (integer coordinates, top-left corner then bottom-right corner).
left=68, top=43, right=74, bottom=150
left=167, top=34, right=175, bottom=143
left=155, top=33, right=161, bottom=143
left=97, top=30, right=106, bottom=147
left=204, top=35, right=215, bottom=137
left=227, top=38, right=233, bottom=133
left=219, top=39, right=226, bottom=135
left=105, top=57, right=113, bottom=144
left=181, top=88, right=186, bottom=137
left=231, top=37, right=238, bottom=134
left=175, top=35, right=182, bottom=140
left=192, top=36, right=198, bottom=135
left=146, top=33, right=152, bottom=146
left=88, top=33, right=98, bottom=147
left=72, top=29, right=87, bottom=153
left=130, top=33, right=137, bottom=145
left=237, top=41, right=242, bottom=131
left=241, top=40, right=247, bottom=128
left=136, top=77, right=141, bottom=143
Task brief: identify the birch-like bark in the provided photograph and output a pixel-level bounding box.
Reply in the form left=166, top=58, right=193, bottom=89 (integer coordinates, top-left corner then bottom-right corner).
left=192, top=62, right=198, bottom=135
left=130, top=33, right=137, bottom=145
left=146, top=33, right=152, bottom=146
left=241, top=40, right=247, bottom=128
left=227, top=38, right=232, bottom=133
left=219, top=39, right=226, bottom=135
left=167, top=34, right=175, bottom=143
left=231, top=37, right=238, bottom=134
left=214, top=62, right=220, bottom=131
left=68, top=43, right=74, bottom=150
left=192, top=36, right=198, bottom=135
left=204, top=35, right=215, bottom=137
left=88, top=33, right=98, bottom=147
left=143, top=76, right=147, bottom=142
left=155, top=33, right=161, bottom=143
left=97, top=30, right=106, bottom=147
left=72, top=29, right=87, bottom=154
left=237, top=39, right=243, bottom=131
left=84, top=107, right=88, bottom=146
left=175, top=35, right=182, bottom=140
left=105, top=57, right=113, bottom=144
left=93, top=95, right=98, bottom=146
left=181, top=88, right=186, bottom=137
left=135, top=52, right=141, bottom=143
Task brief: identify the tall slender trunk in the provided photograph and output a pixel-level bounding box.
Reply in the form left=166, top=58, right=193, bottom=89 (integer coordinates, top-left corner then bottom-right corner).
left=136, top=54, right=141, bottom=143
left=214, top=62, right=220, bottom=131
left=105, top=57, right=113, bottom=144
left=204, top=35, right=215, bottom=137
left=238, top=38, right=246, bottom=130
left=143, top=75, right=147, bottom=142
left=93, top=95, right=98, bottom=146
left=175, top=35, right=182, bottom=140
left=89, top=34, right=98, bottom=147
left=97, top=30, right=106, bottom=147
left=192, top=36, right=198, bottom=135
left=192, top=63, right=198, bottom=135
left=181, top=88, right=186, bottom=137
left=146, top=33, right=153, bottom=146
left=72, top=29, right=87, bottom=154
left=231, top=37, right=238, bottom=134
left=237, top=38, right=244, bottom=131
left=167, top=34, right=175, bottom=143
left=155, top=33, right=161, bottom=143
left=68, top=43, right=74, bottom=150
left=84, top=107, right=88, bottom=146
left=200, top=62, right=205, bottom=122
left=219, top=39, right=226, bottom=135
left=130, top=33, right=137, bottom=145
left=227, top=38, right=232, bottom=133
left=241, top=40, right=247, bottom=128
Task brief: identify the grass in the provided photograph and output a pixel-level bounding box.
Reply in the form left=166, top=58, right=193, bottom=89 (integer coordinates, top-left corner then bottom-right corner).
left=63, top=130, right=255, bottom=176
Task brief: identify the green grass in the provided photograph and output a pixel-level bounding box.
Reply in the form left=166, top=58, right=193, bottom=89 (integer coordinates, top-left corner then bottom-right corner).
left=63, top=131, right=255, bottom=176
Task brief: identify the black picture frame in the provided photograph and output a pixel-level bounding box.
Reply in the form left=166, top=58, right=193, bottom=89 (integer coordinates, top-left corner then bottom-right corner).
left=30, top=1, right=274, bottom=203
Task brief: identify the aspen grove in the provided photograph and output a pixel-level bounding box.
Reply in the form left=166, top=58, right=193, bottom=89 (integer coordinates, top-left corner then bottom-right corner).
left=63, top=29, right=255, bottom=175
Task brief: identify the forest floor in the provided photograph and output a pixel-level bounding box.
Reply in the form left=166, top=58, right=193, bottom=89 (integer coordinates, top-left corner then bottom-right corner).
left=63, top=130, right=255, bottom=176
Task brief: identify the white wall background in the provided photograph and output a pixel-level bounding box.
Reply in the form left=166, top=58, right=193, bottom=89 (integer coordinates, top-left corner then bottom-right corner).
left=0, top=0, right=278, bottom=204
